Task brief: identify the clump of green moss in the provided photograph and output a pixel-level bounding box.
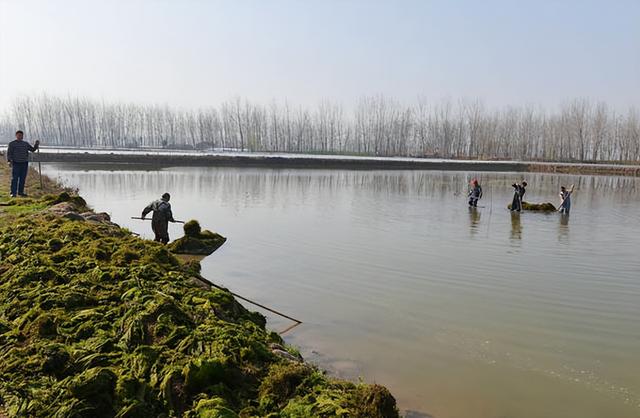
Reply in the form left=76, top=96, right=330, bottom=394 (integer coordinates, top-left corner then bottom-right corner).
left=184, top=220, right=202, bottom=237
left=508, top=201, right=557, bottom=211
left=168, top=220, right=227, bottom=256
left=0, top=200, right=399, bottom=417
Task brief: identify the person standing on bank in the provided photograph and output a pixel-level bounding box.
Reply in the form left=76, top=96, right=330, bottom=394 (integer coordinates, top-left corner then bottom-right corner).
left=6, top=130, right=40, bottom=198
left=141, top=193, right=176, bottom=244
left=510, top=181, right=527, bottom=212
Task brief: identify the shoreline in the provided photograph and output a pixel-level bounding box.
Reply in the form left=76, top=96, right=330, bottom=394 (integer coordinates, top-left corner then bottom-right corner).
left=0, top=165, right=401, bottom=417
left=28, top=149, right=640, bottom=176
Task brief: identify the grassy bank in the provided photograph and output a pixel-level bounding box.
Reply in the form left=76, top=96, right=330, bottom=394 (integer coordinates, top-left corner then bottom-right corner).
left=0, top=165, right=399, bottom=418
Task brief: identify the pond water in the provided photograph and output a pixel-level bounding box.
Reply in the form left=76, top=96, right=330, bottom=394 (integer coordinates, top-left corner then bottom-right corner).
left=42, top=164, right=640, bottom=418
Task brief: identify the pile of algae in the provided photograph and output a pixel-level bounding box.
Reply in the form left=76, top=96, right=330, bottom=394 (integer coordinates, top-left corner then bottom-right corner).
left=507, top=201, right=557, bottom=211
left=168, top=221, right=227, bottom=256
left=0, top=192, right=399, bottom=418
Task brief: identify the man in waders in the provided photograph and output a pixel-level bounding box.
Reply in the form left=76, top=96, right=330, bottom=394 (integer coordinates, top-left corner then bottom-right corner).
left=510, top=181, right=527, bottom=212
left=6, top=130, right=40, bottom=198
left=468, top=179, right=482, bottom=207
left=558, top=185, right=574, bottom=214
left=141, top=193, right=176, bottom=244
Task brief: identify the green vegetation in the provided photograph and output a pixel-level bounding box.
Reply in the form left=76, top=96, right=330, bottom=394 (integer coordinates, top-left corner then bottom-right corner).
left=507, top=201, right=557, bottom=211
left=0, top=185, right=399, bottom=416
left=168, top=220, right=227, bottom=256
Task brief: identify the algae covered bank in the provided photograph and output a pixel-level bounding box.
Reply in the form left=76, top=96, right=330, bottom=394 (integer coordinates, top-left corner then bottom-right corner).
left=0, top=166, right=399, bottom=418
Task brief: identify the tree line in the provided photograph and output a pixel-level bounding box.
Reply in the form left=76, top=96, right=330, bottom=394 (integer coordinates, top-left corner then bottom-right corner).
left=1, top=94, right=638, bottom=162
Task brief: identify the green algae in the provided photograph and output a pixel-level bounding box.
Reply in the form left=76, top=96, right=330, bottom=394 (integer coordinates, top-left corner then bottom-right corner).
left=0, top=194, right=399, bottom=417
left=168, top=220, right=227, bottom=256
left=508, top=201, right=557, bottom=211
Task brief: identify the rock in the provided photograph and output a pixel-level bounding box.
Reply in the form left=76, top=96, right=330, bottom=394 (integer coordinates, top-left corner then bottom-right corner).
left=47, top=202, right=78, bottom=216
left=84, top=212, right=111, bottom=223
left=269, top=343, right=303, bottom=363
left=63, top=212, right=85, bottom=221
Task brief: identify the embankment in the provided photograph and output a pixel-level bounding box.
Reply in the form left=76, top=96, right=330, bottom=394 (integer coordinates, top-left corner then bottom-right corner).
left=31, top=150, right=640, bottom=176
left=0, top=165, right=399, bottom=418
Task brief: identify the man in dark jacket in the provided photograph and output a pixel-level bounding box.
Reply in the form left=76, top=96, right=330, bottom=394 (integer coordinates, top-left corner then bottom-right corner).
left=6, top=130, right=40, bottom=197
left=141, top=193, right=176, bottom=244
left=510, top=181, right=527, bottom=212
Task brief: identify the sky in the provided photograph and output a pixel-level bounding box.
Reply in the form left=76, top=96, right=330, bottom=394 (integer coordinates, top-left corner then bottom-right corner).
left=0, top=0, right=638, bottom=111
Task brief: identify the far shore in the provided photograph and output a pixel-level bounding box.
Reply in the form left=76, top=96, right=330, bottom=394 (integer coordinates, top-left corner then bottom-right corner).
left=3, top=146, right=640, bottom=177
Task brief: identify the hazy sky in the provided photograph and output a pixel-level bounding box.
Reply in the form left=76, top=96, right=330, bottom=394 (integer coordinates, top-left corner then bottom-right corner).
left=0, top=0, right=638, bottom=111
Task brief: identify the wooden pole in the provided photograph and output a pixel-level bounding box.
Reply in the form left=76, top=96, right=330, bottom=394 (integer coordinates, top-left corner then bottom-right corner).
left=37, top=147, right=43, bottom=189
left=131, top=217, right=185, bottom=224
left=196, top=273, right=302, bottom=325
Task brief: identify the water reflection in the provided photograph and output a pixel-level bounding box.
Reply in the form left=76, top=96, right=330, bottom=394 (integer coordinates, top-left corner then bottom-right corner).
left=558, top=213, right=570, bottom=244
left=510, top=211, right=522, bottom=242
left=468, top=207, right=481, bottom=237
left=43, top=164, right=640, bottom=206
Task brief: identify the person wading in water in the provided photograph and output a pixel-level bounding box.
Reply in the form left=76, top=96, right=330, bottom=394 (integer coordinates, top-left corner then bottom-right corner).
left=468, top=179, right=483, bottom=207
left=6, top=130, right=40, bottom=198
left=141, top=193, right=176, bottom=244
left=558, top=185, right=574, bottom=214
left=510, top=181, right=527, bottom=212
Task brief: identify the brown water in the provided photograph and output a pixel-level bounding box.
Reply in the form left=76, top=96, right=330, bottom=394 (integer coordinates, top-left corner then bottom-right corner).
left=42, top=164, right=640, bottom=418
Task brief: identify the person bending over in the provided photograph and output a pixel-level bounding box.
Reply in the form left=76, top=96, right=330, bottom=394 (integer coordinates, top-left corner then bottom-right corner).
left=141, top=193, right=176, bottom=244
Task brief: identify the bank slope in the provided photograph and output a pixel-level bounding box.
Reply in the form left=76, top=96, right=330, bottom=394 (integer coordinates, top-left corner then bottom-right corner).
left=0, top=170, right=399, bottom=417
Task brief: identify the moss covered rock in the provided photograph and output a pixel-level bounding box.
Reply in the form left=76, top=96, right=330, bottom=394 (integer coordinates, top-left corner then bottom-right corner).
left=168, top=220, right=227, bottom=256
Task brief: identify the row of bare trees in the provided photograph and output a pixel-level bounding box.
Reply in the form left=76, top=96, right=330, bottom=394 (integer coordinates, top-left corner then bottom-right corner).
left=1, top=95, right=638, bottom=162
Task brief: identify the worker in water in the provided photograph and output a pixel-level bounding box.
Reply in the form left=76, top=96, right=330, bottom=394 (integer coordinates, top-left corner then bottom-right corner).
left=510, top=181, right=527, bottom=212
left=468, top=179, right=483, bottom=207
left=558, top=184, right=574, bottom=214
left=141, top=192, right=176, bottom=244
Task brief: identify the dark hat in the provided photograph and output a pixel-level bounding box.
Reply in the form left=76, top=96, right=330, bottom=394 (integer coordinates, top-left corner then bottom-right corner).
left=162, top=193, right=171, bottom=200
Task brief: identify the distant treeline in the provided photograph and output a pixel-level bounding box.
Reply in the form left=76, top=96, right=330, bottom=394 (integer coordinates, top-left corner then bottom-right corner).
left=1, top=95, right=638, bottom=162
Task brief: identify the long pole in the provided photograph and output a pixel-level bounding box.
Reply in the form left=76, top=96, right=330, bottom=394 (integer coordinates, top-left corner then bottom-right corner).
left=37, top=147, right=43, bottom=189
left=131, top=216, right=185, bottom=224
left=196, top=273, right=302, bottom=325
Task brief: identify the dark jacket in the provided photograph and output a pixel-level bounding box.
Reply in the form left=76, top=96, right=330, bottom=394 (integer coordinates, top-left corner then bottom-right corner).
left=512, top=184, right=526, bottom=199
left=469, top=185, right=483, bottom=199
left=7, top=140, right=38, bottom=163
left=142, top=199, right=174, bottom=223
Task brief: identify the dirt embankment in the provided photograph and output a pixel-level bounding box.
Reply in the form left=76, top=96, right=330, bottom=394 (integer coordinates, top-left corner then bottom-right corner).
left=0, top=164, right=400, bottom=418
left=32, top=150, right=640, bottom=176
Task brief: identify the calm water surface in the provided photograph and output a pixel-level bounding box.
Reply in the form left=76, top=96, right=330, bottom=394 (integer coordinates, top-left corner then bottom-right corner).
left=42, top=164, right=640, bottom=418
